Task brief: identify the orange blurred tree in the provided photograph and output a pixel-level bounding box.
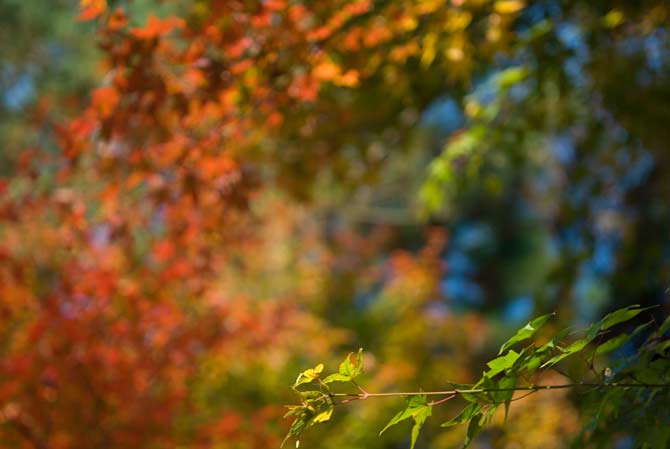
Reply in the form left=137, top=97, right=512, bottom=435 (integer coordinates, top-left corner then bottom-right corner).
left=1, top=1, right=504, bottom=447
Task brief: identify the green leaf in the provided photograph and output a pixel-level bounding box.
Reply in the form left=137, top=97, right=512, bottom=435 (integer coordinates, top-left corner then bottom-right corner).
left=441, top=402, right=482, bottom=428
left=485, top=350, right=520, bottom=378
left=447, top=383, right=481, bottom=403
left=632, top=359, right=669, bottom=384
left=493, top=375, right=517, bottom=420
left=596, top=322, right=651, bottom=355
left=541, top=306, right=654, bottom=368
left=379, top=395, right=430, bottom=436
left=339, top=348, right=364, bottom=380
left=356, top=348, right=363, bottom=369
left=297, top=390, right=323, bottom=401
left=598, top=305, right=653, bottom=331
left=536, top=327, right=572, bottom=353
left=463, top=412, right=483, bottom=448
left=499, top=313, right=554, bottom=354
left=282, top=410, right=309, bottom=448
left=540, top=338, right=590, bottom=368
left=282, top=395, right=334, bottom=448
left=482, top=404, right=498, bottom=425
left=322, top=373, right=351, bottom=384
left=410, top=403, right=432, bottom=449
left=522, top=355, right=542, bottom=374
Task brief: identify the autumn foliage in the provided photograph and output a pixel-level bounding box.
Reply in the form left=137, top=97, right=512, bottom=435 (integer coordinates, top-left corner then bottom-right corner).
left=0, top=2, right=479, bottom=447
left=1, top=1, right=669, bottom=448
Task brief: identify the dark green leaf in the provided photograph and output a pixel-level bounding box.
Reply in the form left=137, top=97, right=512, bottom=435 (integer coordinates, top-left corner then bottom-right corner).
left=463, top=412, right=483, bottom=448
left=595, top=334, right=629, bottom=356
left=657, top=315, right=670, bottom=337
left=596, top=322, right=651, bottom=355
left=598, top=305, right=653, bottom=331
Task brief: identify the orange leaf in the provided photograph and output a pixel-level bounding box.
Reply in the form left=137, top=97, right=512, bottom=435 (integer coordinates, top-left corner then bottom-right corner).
left=131, top=15, right=185, bottom=40
left=264, top=0, right=287, bottom=12
left=78, top=0, right=107, bottom=21
left=91, top=86, right=120, bottom=119
left=313, top=60, right=341, bottom=81
left=107, top=7, right=128, bottom=30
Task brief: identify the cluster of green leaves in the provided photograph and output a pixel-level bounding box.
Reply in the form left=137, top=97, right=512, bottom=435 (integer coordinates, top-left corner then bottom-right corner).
left=437, top=305, right=659, bottom=447
left=285, top=305, right=670, bottom=448
left=283, top=349, right=364, bottom=448
left=574, top=311, right=670, bottom=448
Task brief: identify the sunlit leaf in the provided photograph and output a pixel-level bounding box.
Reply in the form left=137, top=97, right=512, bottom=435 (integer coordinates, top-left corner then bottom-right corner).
left=339, top=348, right=364, bottom=379
left=294, top=363, right=325, bottom=387
left=323, top=373, right=351, bottom=384
left=311, top=407, right=333, bottom=424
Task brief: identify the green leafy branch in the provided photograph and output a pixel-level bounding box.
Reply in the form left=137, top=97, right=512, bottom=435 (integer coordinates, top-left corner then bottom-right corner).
left=283, top=305, right=670, bottom=448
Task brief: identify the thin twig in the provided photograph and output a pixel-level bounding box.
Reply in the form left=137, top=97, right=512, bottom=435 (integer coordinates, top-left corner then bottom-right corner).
left=428, top=394, right=457, bottom=406
left=508, top=390, right=537, bottom=402
left=328, top=382, right=670, bottom=400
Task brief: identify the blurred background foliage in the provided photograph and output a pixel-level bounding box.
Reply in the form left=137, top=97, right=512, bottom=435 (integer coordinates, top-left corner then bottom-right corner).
left=0, top=1, right=668, bottom=449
